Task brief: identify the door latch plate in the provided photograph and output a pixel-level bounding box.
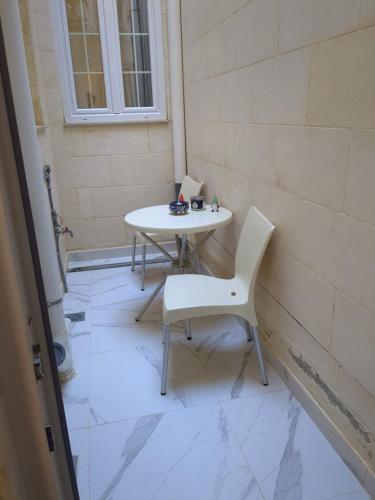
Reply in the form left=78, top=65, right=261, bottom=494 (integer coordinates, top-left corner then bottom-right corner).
left=32, top=344, right=44, bottom=380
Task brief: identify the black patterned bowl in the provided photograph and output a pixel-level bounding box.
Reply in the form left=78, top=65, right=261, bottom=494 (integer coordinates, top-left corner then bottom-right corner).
left=169, top=200, right=189, bottom=215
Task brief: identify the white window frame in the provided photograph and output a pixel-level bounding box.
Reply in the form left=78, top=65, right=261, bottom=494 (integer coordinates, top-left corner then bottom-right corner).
left=51, top=0, right=167, bottom=124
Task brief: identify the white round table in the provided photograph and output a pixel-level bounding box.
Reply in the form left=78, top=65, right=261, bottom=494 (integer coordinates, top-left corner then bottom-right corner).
left=125, top=204, right=232, bottom=235
left=124, top=204, right=233, bottom=321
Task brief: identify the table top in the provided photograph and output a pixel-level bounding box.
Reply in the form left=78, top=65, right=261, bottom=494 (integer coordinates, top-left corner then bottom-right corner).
left=125, top=204, right=232, bottom=235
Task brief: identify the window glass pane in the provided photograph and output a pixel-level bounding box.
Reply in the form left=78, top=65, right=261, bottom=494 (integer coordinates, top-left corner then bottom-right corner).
left=82, top=0, right=100, bottom=32
left=117, top=0, right=152, bottom=107
left=70, top=35, right=86, bottom=72
left=123, top=73, right=138, bottom=107
left=117, top=0, right=132, bottom=33
left=86, top=35, right=104, bottom=72
left=119, top=35, right=135, bottom=72
left=134, top=34, right=150, bottom=72
left=66, top=0, right=99, bottom=32
left=137, top=73, right=152, bottom=107
left=66, top=0, right=82, bottom=33
left=89, top=73, right=106, bottom=108
left=65, top=0, right=106, bottom=108
left=117, top=0, right=149, bottom=34
left=74, top=73, right=106, bottom=108
left=74, top=74, right=91, bottom=107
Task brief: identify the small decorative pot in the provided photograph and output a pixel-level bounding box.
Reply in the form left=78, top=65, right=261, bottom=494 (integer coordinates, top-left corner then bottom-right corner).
left=190, top=195, right=206, bottom=211
left=169, top=200, right=189, bottom=215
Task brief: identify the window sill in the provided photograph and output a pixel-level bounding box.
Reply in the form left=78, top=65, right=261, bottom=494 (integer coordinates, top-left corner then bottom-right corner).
left=62, top=112, right=168, bottom=126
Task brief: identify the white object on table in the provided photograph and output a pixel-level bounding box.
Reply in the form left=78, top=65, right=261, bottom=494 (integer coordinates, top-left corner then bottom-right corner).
left=124, top=204, right=232, bottom=321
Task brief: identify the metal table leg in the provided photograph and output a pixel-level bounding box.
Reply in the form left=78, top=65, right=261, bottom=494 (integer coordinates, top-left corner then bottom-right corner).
left=135, top=233, right=176, bottom=322
left=135, top=272, right=170, bottom=321
left=139, top=232, right=174, bottom=263
left=179, top=235, right=187, bottom=272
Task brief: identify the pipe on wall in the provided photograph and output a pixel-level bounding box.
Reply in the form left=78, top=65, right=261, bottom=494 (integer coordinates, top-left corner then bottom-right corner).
left=0, top=0, right=73, bottom=380
left=167, top=0, right=187, bottom=187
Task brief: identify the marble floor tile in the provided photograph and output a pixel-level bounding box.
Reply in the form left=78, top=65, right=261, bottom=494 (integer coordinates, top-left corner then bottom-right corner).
left=64, top=278, right=92, bottom=314
left=91, top=264, right=168, bottom=311
left=70, top=318, right=91, bottom=357
left=91, top=280, right=139, bottom=310
left=62, top=355, right=91, bottom=430
left=69, top=427, right=90, bottom=500
left=62, top=263, right=370, bottom=500
left=325, top=491, right=371, bottom=500
left=91, top=323, right=161, bottom=354
left=91, top=307, right=164, bottom=330
left=89, top=342, right=217, bottom=424
left=90, top=404, right=264, bottom=500
left=91, top=268, right=134, bottom=293
left=67, top=270, right=92, bottom=286
left=190, top=314, right=244, bottom=337
left=90, top=309, right=190, bottom=354
left=178, top=328, right=285, bottom=400
left=222, top=391, right=368, bottom=500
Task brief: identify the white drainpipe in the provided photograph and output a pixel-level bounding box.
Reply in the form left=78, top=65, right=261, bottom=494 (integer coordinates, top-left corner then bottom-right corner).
left=167, top=0, right=187, bottom=193
left=1, top=1, right=73, bottom=380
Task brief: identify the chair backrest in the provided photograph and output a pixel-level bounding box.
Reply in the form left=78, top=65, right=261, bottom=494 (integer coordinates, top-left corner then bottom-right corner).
left=235, top=207, right=275, bottom=300
left=180, top=175, right=203, bottom=201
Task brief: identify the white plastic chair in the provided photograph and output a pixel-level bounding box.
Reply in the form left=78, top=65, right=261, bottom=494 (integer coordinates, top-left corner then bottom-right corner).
left=160, top=206, right=275, bottom=395
left=131, top=175, right=203, bottom=290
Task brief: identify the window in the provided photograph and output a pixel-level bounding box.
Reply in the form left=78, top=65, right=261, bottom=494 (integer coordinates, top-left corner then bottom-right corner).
left=52, top=0, right=166, bottom=124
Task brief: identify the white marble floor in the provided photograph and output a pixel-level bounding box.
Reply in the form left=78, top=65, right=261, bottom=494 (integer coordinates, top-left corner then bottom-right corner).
left=62, top=262, right=369, bottom=500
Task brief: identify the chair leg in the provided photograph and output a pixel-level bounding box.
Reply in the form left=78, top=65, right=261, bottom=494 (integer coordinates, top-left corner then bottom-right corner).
left=161, top=324, right=171, bottom=395
left=141, top=244, right=146, bottom=291
left=252, top=325, right=268, bottom=386
left=179, top=236, right=187, bottom=273
left=185, top=319, right=192, bottom=340
left=195, top=254, right=203, bottom=274
left=131, top=233, right=136, bottom=271
left=245, top=320, right=253, bottom=342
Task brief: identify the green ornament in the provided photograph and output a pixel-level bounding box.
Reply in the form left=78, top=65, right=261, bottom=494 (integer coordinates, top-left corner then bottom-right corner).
left=211, top=195, right=219, bottom=212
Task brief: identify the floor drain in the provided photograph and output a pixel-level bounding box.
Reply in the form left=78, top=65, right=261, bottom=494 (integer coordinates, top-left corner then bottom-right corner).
left=65, top=312, right=85, bottom=322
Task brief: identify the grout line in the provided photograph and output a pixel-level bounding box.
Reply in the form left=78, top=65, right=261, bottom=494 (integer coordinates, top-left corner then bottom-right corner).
left=328, top=289, right=339, bottom=354
left=257, top=282, right=375, bottom=393
left=182, top=0, right=254, bottom=50
left=186, top=119, right=375, bottom=134
left=184, top=7, right=374, bottom=57
left=63, top=181, right=175, bottom=191
left=184, top=23, right=375, bottom=88
left=305, top=44, right=314, bottom=125
left=186, top=146, right=375, bottom=230
left=341, top=129, right=354, bottom=213
left=70, top=384, right=288, bottom=433
left=219, top=399, right=267, bottom=500
left=358, top=1, right=363, bottom=31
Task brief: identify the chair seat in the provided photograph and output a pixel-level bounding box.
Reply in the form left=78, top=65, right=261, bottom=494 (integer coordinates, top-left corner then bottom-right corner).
left=163, top=274, right=254, bottom=325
